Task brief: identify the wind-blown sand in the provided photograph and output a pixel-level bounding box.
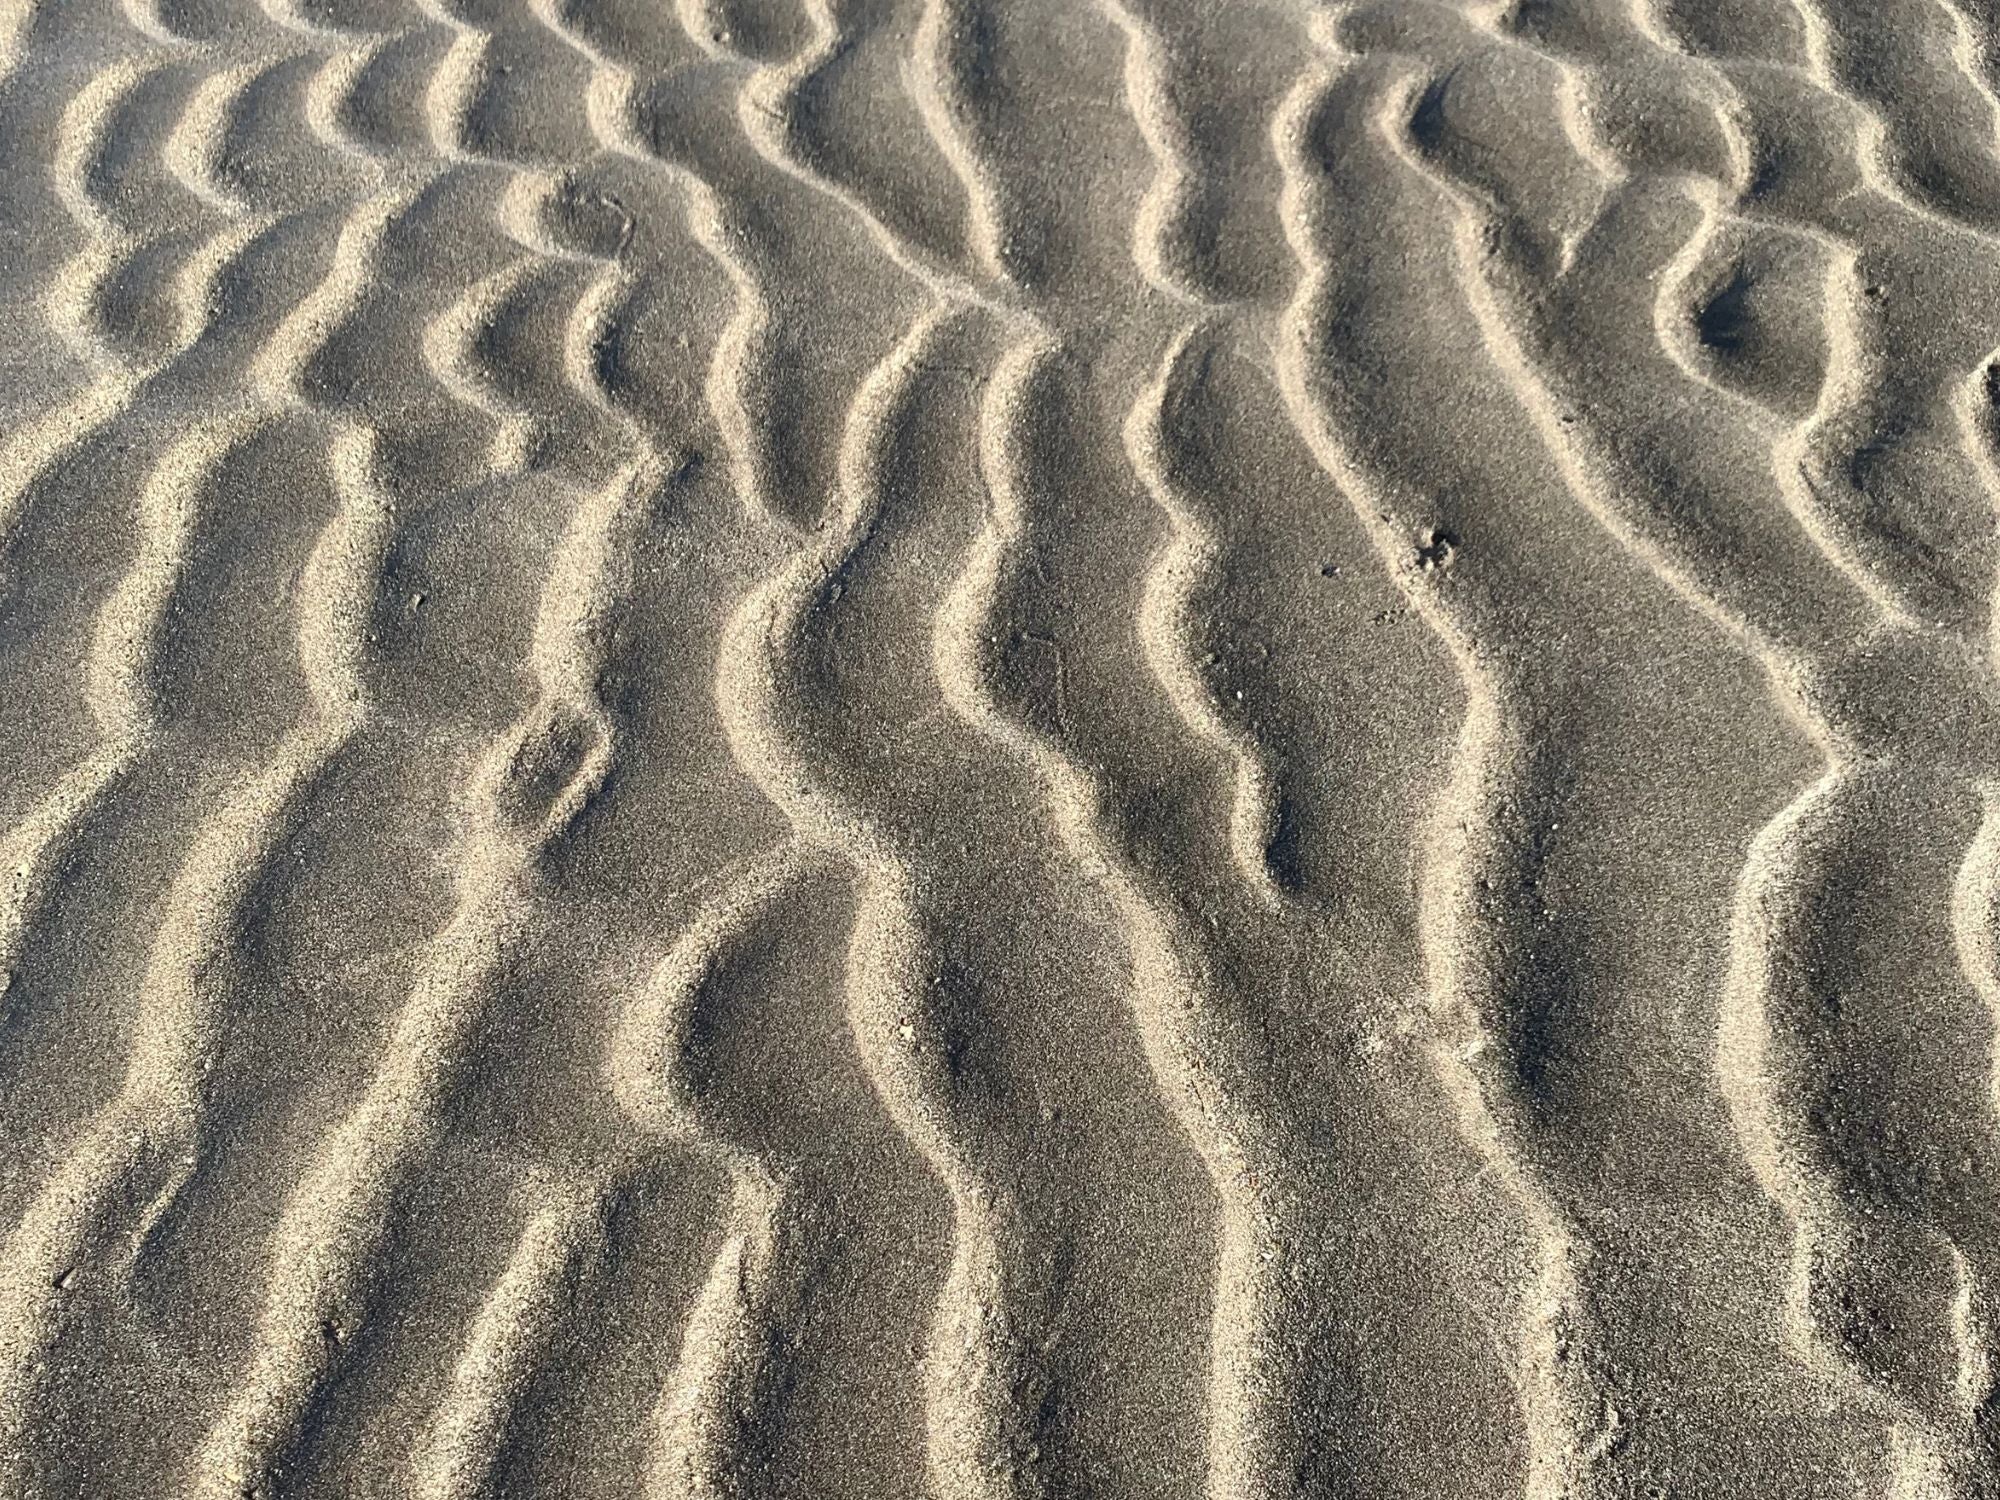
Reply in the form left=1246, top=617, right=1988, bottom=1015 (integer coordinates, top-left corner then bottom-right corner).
left=1, top=0, right=1999, bottom=1494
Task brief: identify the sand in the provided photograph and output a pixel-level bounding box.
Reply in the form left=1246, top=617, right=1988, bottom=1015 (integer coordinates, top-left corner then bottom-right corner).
left=0, top=0, right=1997, bottom=1494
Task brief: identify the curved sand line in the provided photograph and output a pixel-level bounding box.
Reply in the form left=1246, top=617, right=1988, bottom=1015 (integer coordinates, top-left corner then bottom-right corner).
left=605, top=837, right=815, bottom=1500
left=191, top=440, right=657, bottom=1493
left=1357, top=9, right=2000, bottom=1486
left=409, top=1177, right=603, bottom=1500
left=1270, top=58, right=1593, bottom=1498
left=0, top=409, right=390, bottom=1490
left=1312, top=14, right=1968, bottom=1496
left=931, top=326, right=1262, bottom=1496
left=1126, top=326, right=1286, bottom=906
left=701, top=306, right=1026, bottom=1500
left=0, top=51, right=405, bottom=1467
left=1095, top=0, right=1208, bottom=305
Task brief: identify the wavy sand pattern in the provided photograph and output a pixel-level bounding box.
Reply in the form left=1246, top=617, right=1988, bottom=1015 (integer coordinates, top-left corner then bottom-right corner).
left=1, top=0, right=1999, bottom=1495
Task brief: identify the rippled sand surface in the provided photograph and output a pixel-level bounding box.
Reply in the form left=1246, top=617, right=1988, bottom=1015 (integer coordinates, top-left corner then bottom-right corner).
left=3, top=0, right=2000, bottom=1495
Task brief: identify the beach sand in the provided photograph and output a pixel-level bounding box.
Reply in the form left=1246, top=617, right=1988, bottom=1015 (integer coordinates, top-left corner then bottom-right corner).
left=0, top=0, right=1998, bottom=1494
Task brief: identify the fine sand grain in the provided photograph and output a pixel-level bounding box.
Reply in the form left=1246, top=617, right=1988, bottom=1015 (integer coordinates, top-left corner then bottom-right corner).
left=2, top=0, right=2000, bottom=1495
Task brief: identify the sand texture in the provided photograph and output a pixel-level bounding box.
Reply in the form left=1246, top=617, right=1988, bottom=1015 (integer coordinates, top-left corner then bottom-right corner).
left=3, top=0, right=2000, bottom=1494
